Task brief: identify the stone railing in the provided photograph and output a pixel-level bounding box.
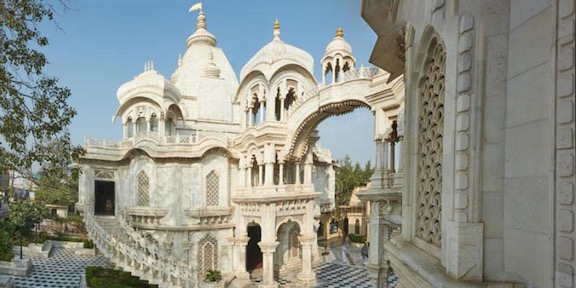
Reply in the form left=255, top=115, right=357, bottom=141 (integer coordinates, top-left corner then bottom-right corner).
left=287, top=67, right=382, bottom=117
left=84, top=210, right=195, bottom=287
left=85, top=130, right=234, bottom=149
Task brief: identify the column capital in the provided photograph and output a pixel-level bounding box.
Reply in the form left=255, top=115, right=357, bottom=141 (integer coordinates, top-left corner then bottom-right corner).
left=228, top=236, right=250, bottom=245
left=258, top=241, right=279, bottom=253
left=297, top=234, right=316, bottom=245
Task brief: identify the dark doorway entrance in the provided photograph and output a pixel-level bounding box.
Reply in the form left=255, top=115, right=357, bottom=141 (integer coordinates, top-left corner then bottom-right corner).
left=246, top=224, right=262, bottom=272
left=94, top=181, right=115, bottom=215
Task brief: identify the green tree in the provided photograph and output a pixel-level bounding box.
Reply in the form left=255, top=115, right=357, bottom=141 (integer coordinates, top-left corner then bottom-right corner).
left=334, top=155, right=373, bottom=211
left=0, top=0, right=83, bottom=175
left=7, top=199, right=49, bottom=257
left=35, top=166, right=78, bottom=206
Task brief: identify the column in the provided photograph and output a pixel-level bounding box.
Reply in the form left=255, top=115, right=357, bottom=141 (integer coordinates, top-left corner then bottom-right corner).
left=396, top=138, right=403, bottom=173
left=304, top=162, right=312, bottom=185
left=248, top=107, right=253, bottom=126
left=295, top=162, right=301, bottom=185
left=246, top=166, right=252, bottom=187
left=259, top=100, right=265, bottom=123
left=265, top=162, right=274, bottom=186
left=278, top=162, right=284, bottom=185
left=331, top=60, right=336, bottom=84
left=146, top=118, right=151, bottom=133
left=366, top=201, right=387, bottom=288
left=123, top=123, right=128, bottom=139
left=258, top=165, right=264, bottom=186
left=389, top=141, right=396, bottom=173
left=229, top=236, right=250, bottom=279
left=279, top=97, right=285, bottom=121
left=258, top=242, right=279, bottom=288
left=297, top=234, right=316, bottom=285
left=239, top=166, right=246, bottom=188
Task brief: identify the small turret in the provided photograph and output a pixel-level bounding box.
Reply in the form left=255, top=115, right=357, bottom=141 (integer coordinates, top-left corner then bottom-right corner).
left=321, top=27, right=356, bottom=85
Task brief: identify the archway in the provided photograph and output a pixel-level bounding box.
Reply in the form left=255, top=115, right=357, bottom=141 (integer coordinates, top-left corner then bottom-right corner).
left=275, top=220, right=302, bottom=277
left=246, top=223, right=262, bottom=272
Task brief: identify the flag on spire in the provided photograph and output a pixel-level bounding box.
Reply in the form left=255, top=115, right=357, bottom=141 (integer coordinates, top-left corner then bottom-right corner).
left=189, top=2, right=202, bottom=13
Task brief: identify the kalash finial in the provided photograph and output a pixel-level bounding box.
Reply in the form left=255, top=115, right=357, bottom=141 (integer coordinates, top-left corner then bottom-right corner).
left=336, top=27, right=344, bottom=38
left=273, top=19, right=280, bottom=40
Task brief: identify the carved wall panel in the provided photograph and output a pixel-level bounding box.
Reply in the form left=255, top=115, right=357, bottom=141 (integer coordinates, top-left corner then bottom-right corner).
left=415, top=37, right=445, bottom=247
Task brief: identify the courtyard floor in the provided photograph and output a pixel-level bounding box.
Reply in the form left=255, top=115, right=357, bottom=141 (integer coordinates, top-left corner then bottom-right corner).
left=8, top=244, right=398, bottom=288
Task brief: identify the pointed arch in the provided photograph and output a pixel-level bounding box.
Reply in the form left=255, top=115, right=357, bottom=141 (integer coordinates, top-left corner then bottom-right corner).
left=288, top=225, right=301, bottom=259
left=198, top=234, right=218, bottom=275
left=137, top=171, right=149, bottom=206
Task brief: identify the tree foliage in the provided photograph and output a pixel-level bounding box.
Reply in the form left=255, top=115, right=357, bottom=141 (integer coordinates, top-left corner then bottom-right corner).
left=0, top=0, right=83, bottom=174
left=35, top=166, right=77, bottom=205
left=7, top=199, right=48, bottom=236
left=335, top=154, right=373, bottom=208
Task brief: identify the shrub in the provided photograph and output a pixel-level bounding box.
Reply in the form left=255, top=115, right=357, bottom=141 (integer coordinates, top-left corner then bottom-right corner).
left=0, top=230, right=14, bottom=261
left=85, top=266, right=157, bottom=288
left=83, top=239, right=94, bottom=249
left=348, top=233, right=366, bottom=243
left=204, top=269, right=222, bottom=283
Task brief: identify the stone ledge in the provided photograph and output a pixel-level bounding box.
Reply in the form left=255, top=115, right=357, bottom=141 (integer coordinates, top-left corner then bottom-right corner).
left=0, top=256, right=32, bottom=277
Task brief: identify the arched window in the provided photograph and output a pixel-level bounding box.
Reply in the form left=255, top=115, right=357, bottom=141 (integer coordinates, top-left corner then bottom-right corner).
left=136, top=117, right=146, bottom=134
left=137, top=171, right=149, bottom=206
left=288, top=226, right=300, bottom=259
left=416, top=37, right=445, bottom=247
left=198, top=234, right=218, bottom=275
left=150, top=114, right=158, bottom=132
left=126, top=117, right=134, bottom=138
left=355, top=219, right=360, bottom=234
left=206, top=170, right=219, bottom=206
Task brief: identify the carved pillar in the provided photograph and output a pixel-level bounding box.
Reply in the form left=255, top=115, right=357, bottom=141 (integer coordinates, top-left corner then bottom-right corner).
left=366, top=201, right=387, bottom=288
left=230, top=236, right=250, bottom=279
left=258, top=242, right=279, bottom=288
left=246, top=166, right=252, bottom=188
left=259, top=100, right=266, bottom=123
left=278, top=162, right=284, bottom=185
left=304, top=160, right=313, bottom=185
left=295, top=162, right=301, bottom=185
left=279, top=97, right=285, bottom=121
left=297, top=234, right=316, bottom=285
left=122, top=123, right=128, bottom=139
left=258, top=165, right=264, bottom=186
left=248, top=107, right=253, bottom=127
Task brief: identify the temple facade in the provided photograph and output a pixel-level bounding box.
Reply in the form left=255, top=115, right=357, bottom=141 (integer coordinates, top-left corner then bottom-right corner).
left=77, top=9, right=404, bottom=288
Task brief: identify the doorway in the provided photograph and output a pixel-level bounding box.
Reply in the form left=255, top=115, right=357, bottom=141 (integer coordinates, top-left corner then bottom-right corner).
left=246, top=224, right=262, bottom=272
left=94, top=180, right=115, bottom=215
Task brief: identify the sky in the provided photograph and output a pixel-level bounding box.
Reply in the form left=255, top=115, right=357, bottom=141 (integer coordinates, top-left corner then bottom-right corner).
left=40, top=0, right=377, bottom=165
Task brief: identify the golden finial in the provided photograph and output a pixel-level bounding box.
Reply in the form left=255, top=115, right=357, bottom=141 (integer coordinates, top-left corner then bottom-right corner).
left=273, top=19, right=280, bottom=40
left=336, top=27, right=344, bottom=38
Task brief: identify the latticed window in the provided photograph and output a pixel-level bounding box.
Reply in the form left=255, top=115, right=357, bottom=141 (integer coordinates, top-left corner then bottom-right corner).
left=415, top=37, right=445, bottom=247
left=288, top=226, right=300, bottom=258
left=198, top=234, right=218, bottom=275
left=206, top=170, right=219, bottom=206
left=137, top=171, right=149, bottom=206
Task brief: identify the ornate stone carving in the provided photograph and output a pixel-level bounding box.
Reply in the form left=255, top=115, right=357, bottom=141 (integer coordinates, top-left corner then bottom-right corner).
left=415, top=37, right=445, bottom=247
left=198, top=234, right=218, bottom=275
left=137, top=171, right=150, bottom=206
left=206, top=170, right=219, bottom=206
left=95, top=170, right=114, bottom=180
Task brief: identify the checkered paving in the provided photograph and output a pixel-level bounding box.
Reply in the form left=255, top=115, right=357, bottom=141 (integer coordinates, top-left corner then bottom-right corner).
left=251, top=263, right=399, bottom=288
left=11, top=247, right=110, bottom=288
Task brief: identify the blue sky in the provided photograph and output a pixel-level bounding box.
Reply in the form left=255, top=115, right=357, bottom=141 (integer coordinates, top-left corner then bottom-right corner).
left=40, top=0, right=377, bottom=165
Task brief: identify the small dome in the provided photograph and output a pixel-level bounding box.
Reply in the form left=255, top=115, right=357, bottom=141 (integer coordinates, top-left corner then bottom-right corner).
left=240, top=19, right=314, bottom=81
left=324, top=28, right=353, bottom=57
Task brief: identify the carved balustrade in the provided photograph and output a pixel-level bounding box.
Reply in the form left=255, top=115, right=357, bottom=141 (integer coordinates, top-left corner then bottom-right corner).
left=85, top=130, right=233, bottom=149
left=84, top=209, right=195, bottom=287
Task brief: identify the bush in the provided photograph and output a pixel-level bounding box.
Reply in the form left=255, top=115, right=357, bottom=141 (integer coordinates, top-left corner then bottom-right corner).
left=348, top=233, right=366, bottom=243
left=83, top=239, right=94, bottom=249
left=204, top=269, right=222, bottom=283
left=85, top=266, right=157, bottom=288
left=0, top=230, right=14, bottom=261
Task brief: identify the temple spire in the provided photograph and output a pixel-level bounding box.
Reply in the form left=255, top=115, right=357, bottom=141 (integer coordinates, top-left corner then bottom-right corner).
left=273, top=19, right=280, bottom=41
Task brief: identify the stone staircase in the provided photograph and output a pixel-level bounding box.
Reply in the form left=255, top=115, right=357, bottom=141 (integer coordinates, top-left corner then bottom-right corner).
left=85, top=212, right=196, bottom=288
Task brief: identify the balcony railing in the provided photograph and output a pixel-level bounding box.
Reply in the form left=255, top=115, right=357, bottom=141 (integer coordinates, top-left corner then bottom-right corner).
left=85, top=130, right=234, bottom=149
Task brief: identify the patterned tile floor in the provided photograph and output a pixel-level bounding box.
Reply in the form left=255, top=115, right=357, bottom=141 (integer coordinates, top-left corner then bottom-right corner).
left=251, top=263, right=399, bottom=288
left=11, top=247, right=110, bottom=288
left=10, top=246, right=398, bottom=288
